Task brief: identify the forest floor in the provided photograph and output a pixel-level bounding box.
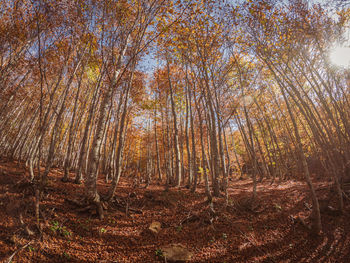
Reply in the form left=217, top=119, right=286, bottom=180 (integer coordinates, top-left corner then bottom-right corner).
left=0, top=159, right=350, bottom=263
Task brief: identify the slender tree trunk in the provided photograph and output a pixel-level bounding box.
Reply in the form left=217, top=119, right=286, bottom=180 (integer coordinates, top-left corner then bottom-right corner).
left=154, top=96, right=162, bottom=181
left=194, top=92, right=211, bottom=200
left=280, top=86, right=322, bottom=234
left=75, top=77, right=101, bottom=184
left=185, top=86, right=192, bottom=187
left=106, top=67, right=134, bottom=200
left=188, top=84, right=197, bottom=193
left=166, top=57, right=181, bottom=187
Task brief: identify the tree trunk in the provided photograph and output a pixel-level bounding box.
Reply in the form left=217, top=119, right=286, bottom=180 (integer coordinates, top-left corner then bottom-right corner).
left=166, top=57, right=181, bottom=187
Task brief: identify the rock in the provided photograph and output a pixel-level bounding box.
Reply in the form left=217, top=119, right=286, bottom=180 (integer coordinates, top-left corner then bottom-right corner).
left=148, top=221, right=162, bottom=234
left=162, top=243, right=193, bottom=262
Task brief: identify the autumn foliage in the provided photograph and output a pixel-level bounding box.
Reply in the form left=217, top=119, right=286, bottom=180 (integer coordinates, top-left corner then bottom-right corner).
left=0, top=0, right=350, bottom=262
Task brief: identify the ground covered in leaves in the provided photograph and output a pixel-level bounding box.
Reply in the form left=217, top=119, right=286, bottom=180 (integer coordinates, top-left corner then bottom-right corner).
left=0, top=159, right=349, bottom=262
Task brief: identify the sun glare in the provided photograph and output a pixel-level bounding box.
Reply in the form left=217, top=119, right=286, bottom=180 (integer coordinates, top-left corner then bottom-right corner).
left=329, top=46, right=350, bottom=68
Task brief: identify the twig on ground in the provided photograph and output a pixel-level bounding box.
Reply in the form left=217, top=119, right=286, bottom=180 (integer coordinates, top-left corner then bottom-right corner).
left=5, top=240, right=34, bottom=263
left=342, top=190, right=350, bottom=201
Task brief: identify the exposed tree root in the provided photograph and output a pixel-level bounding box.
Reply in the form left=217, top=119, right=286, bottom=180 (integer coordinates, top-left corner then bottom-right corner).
left=65, top=197, right=105, bottom=219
